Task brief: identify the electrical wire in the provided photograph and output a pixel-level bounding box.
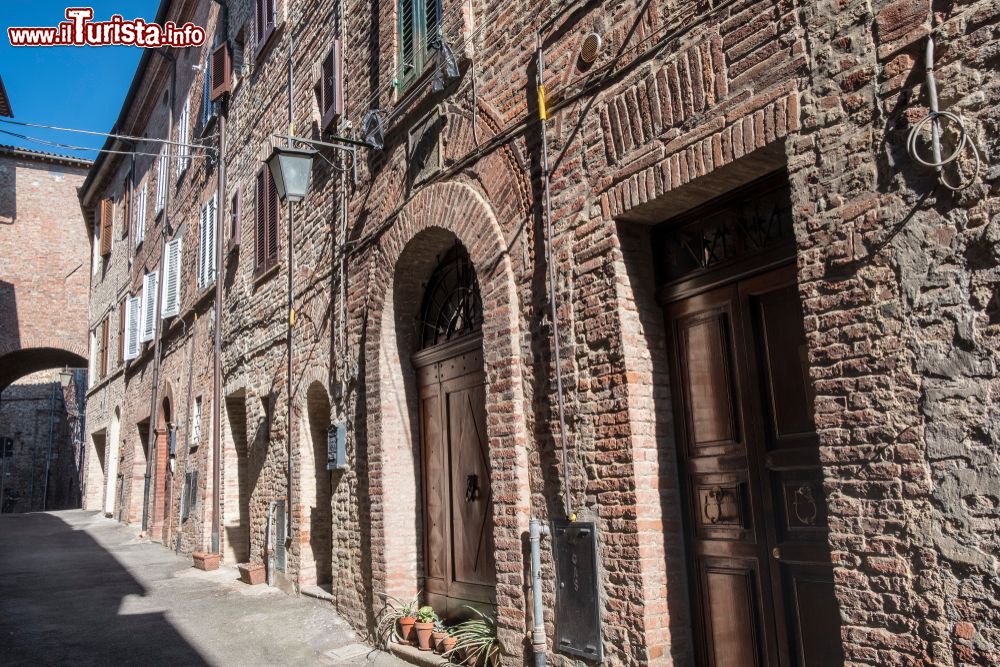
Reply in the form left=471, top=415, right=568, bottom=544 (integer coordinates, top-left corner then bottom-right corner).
left=905, top=30, right=982, bottom=191
left=0, top=128, right=205, bottom=160
left=0, top=116, right=216, bottom=151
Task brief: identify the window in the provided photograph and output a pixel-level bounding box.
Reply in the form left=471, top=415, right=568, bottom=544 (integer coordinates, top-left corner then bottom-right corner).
left=99, top=316, right=109, bottom=378
left=118, top=298, right=126, bottom=364
left=317, top=40, right=343, bottom=130
left=198, top=195, right=218, bottom=290
left=200, top=53, right=218, bottom=132
left=155, top=146, right=168, bottom=214
left=254, top=167, right=280, bottom=274
left=161, top=237, right=182, bottom=317
left=124, top=296, right=141, bottom=360
left=255, top=0, right=277, bottom=52
left=134, top=180, right=148, bottom=247
left=140, top=271, right=159, bottom=343
left=397, top=0, right=441, bottom=89
left=176, top=94, right=191, bottom=176
left=99, top=198, right=114, bottom=256
left=190, top=397, right=202, bottom=448
left=228, top=189, right=241, bottom=251
left=232, top=30, right=246, bottom=83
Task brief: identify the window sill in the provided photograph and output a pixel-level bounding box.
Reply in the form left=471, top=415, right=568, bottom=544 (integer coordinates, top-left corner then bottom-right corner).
left=254, top=22, right=282, bottom=62
left=253, top=261, right=281, bottom=287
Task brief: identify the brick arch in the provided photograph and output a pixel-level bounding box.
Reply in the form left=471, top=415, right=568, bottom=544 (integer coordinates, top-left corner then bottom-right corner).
left=362, top=180, right=532, bottom=653
left=0, top=347, right=88, bottom=392
left=293, top=368, right=332, bottom=587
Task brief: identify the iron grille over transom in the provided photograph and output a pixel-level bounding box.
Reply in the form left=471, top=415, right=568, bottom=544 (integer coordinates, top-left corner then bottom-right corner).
left=419, top=243, right=482, bottom=349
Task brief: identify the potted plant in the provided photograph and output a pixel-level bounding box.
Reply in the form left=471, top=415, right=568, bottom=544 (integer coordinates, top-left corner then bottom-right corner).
left=414, top=605, right=439, bottom=651
left=375, top=592, right=421, bottom=646
left=237, top=561, right=266, bottom=585
left=432, top=619, right=448, bottom=654
left=441, top=626, right=459, bottom=659
left=192, top=551, right=220, bottom=571
left=450, top=607, right=499, bottom=666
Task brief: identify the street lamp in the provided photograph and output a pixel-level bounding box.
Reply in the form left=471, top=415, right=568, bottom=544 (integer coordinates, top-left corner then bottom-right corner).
left=265, top=145, right=317, bottom=203
left=58, top=367, right=73, bottom=388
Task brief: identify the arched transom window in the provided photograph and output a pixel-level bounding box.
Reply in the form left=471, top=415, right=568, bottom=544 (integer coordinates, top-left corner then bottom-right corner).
left=419, top=243, right=482, bottom=349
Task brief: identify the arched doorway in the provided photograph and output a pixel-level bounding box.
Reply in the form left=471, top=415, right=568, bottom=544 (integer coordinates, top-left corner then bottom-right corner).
left=103, top=408, right=121, bottom=516
left=414, top=243, right=495, bottom=617
left=300, top=381, right=332, bottom=588
left=151, top=397, right=173, bottom=543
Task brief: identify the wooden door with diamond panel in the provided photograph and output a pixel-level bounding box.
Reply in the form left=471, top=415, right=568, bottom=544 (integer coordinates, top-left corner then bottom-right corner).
left=416, top=337, right=496, bottom=618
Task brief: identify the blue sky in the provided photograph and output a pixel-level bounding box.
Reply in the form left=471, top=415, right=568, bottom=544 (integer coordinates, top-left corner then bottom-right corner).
left=0, top=1, right=160, bottom=155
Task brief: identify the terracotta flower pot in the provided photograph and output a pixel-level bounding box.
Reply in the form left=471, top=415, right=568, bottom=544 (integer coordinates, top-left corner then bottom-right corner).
left=238, top=562, right=266, bottom=585
left=192, top=551, right=220, bottom=571
left=415, top=621, right=435, bottom=651
left=399, top=616, right=416, bottom=644
left=442, top=636, right=458, bottom=657
left=432, top=630, right=447, bottom=653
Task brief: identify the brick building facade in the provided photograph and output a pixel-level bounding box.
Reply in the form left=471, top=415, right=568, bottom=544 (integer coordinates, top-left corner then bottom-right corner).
left=80, top=0, right=999, bottom=665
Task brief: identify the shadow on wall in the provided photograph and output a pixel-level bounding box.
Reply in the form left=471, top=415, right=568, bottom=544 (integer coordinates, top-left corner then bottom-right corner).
left=0, top=281, right=19, bottom=356
left=0, top=512, right=208, bottom=665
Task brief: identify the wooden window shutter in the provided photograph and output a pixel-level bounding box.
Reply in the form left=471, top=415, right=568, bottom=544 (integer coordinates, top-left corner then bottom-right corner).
left=229, top=189, right=241, bottom=250
left=320, top=40, right=343, bottom=130
left=211, top=41, right=231, bottom=101
left=118, top=298, right=126, bottom=364
left=161, top=238, right=182, bottom=317
left=266, top=166, right=279, bottom=263
left=100, top=317, right=109, bottom=377
left=124, top=296, right=141, bottom=360
left=121, top=186, right=131, bottom=239
left=255, top=170, right=266, bottom=270
left=99, top=199, right=114, bottom=256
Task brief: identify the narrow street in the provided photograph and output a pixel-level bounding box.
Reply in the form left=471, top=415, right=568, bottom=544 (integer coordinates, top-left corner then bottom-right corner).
left=0, top=510, right=403, bottom=667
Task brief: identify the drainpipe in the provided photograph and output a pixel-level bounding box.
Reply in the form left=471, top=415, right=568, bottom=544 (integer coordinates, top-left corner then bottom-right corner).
left=535, top=30, right=573, bottom=519
left=285, top=0, right=296, bottom=550
left=211, top=0, right=229, bottom=559
left=266, top=499, right=277, bottom=586
left=212, top=102, right=227, bottom=556
left=142, top=48, right=176, bottom=534
left=530, top=518, right=550, bottom=667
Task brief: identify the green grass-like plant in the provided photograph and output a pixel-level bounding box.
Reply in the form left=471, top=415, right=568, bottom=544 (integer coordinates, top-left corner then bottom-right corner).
left=448, top=606, right=499, bottom=666
left=374, top=591, right=421, bottom=647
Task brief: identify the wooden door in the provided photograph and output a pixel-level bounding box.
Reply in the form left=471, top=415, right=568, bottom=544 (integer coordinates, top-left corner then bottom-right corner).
left=665, top=264, right=842, bottom=667
left=417, top=337, right=496, bottom=617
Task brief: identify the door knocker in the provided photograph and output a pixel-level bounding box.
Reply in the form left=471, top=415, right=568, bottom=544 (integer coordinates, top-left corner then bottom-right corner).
left=793, top=483, right=818, bottom=526
left=703, top=486, right=727, bottom=524
left=465, top=474, right=480, bottom=502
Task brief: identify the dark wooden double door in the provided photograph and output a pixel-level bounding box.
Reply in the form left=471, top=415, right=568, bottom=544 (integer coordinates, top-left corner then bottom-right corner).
left=665, top=264, right=843, bottom=667
left=415, top=336, right=496, bottom=617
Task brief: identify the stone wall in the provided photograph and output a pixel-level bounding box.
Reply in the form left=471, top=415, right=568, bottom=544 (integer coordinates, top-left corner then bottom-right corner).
left=0, top=370, right=81, bottom=513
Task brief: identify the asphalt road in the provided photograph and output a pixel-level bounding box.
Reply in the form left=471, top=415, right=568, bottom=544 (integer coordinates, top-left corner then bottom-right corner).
left=0, top=510, right=405, bottom=667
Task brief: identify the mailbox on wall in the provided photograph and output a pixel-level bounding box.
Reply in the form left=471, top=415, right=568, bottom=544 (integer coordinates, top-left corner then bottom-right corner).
left=553, top=520, right=604, bottom=662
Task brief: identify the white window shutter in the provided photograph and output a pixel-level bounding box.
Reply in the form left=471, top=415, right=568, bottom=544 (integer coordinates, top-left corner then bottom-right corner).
left=156, top=147, right=167, bottom=213
left=177, top=96, right=190, bottom=176
left=208, top=194, right=218, bottom=284
left=125, top=296, right=141, bottom=360
left=140, top=271, right=158, bottom=342
left=161, top=238, right=182, bottom=318
left=135, top=181, right=147, bottom=247
left=198, top=201, right=209, bottom=290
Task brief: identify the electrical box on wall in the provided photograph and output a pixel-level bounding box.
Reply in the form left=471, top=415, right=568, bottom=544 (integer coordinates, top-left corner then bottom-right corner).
left=553, top=520, right=604, bottom=662
left=327, top=421, right=347, bottom=471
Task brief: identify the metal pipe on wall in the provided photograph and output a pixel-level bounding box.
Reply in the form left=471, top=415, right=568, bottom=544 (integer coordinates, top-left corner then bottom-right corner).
left=530, top=518, right=551, bottom=667
left=535, top=30, right=573, bottom=520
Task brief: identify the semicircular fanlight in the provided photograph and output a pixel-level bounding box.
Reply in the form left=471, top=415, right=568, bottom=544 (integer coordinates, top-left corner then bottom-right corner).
left=418, top=243, right=483, bottom=349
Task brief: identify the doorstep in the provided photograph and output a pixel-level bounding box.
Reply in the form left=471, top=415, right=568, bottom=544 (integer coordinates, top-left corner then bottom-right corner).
left=300, top=584, right=334, bottom=602
left=388, top=642, right=450, bottom=667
